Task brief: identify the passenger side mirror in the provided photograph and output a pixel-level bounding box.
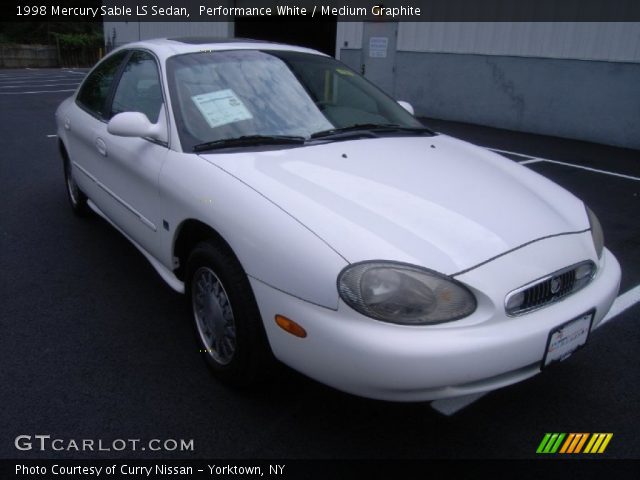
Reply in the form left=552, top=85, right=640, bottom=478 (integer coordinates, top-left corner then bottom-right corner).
left=107, top=111, right=167, bottom=143
left=397, top=101, right=414, bottom=115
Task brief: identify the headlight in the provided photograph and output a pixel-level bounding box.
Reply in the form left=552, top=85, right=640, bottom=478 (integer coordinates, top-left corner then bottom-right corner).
left=338, top=261, right=477, bottom=325
left=586, top=206, right=604, bottom=259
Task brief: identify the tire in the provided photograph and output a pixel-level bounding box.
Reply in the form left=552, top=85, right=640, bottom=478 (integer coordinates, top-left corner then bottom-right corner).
left=186, top=241, right=272, bottom=387
left=62, top=153, right=89, bottom=216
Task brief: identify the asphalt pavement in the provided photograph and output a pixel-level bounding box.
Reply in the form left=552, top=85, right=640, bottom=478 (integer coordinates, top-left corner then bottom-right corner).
left=1, top=69, right=638, bottom=461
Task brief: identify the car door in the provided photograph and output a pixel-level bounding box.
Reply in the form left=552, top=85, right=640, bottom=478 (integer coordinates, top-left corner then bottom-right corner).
left=66, top=50, right=129, bottom=208
left=96, top=49, right=169, bottom=260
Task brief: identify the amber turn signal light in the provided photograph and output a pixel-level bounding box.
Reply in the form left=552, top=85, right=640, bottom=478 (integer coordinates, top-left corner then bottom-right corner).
left=275, top=315, right=307, bottom=338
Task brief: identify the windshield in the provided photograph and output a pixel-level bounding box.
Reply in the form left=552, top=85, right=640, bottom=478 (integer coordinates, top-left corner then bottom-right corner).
left=166, top=50, right=425, bottom=152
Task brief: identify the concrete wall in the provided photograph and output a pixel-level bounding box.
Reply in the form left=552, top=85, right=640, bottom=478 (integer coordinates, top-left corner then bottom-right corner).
left=338, top=49, right=362, bottom=73
left=103, top=22, right=230, bottom=48
left=397, top=22, right=640, bottom=63
left=339, top=22, right=640, bottom=64
left=337, top=21, right=640, bottom=149
left=0, top=45, right=58, bottom=68
left=393, top=52, right=640, bottom=150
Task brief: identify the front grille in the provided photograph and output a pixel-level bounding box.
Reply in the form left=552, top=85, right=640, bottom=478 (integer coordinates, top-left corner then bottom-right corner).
left=505, top=261, right=596, bottom=316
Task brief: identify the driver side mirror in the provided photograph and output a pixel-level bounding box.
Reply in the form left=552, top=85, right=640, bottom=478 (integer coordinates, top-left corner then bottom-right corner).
left=397, top=101, right=414, bottom=115
left=107, top=110, right=167, bottom=143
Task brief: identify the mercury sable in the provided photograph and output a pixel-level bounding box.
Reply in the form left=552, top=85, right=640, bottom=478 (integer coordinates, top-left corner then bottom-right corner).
left=55, top=38, right=621, bottom=401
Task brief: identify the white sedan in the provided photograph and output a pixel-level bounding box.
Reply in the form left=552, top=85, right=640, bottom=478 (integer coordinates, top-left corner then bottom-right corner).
left=55, top=38, right=621, bottom=401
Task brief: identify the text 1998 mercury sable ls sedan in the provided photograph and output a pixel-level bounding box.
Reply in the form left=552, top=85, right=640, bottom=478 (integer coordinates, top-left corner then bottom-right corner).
left=55, top=38, right=621, bottom=401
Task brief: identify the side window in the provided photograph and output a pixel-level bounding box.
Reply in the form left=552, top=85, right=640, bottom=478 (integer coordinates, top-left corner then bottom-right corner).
left=76, top=51, right=128, bottom=119
left=110, top=51, right=163, bottom=123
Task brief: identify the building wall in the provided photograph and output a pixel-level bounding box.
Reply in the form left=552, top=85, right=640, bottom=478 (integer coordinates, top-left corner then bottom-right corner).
left=336, top=21, right=363, bottom=55
left=395, top=52, right=640, bottom=150
left=397, top=22, right=640, bottom=63
left=336, top=21, right=640, bottom=149
left=103, top=22, right=230, bottom=48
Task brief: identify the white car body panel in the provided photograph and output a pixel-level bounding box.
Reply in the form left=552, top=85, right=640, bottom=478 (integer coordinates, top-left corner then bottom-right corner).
left=158, top=149, right=348, bottom=308
left=54, top=38, right=622, bottom=401
left=253, top=247, right=619, bottom=401
left=203, top=134, right=590, bottom=274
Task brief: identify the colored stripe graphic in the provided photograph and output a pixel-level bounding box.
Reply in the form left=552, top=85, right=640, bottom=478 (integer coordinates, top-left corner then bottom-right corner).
left=573, top=433, right=589, bottom=453
left=597, top=433, right=613, bottom=453
left=559, top=433, right=575, bottom=454
left=536, top=433, right=565, bottom=454
left=584, top=433, right=614, bottom=454
left=537, top=433, right=613, bottom=454
left=536, top=433, right=552, bottom=453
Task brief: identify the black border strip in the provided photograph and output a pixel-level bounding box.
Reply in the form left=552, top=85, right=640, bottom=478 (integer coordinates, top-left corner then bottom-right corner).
left=3, top=0, right=640, bottom=22
left=4, top=459, right=640, bottom=478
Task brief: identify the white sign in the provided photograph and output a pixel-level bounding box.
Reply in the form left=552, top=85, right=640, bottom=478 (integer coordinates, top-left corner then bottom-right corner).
left=191, top=89, right=253, bottom=129
left=369, top=37, right=388, bottom=58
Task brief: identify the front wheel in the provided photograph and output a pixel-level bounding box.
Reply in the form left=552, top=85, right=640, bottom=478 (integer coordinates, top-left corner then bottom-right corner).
left=186, top=241, right=271, bottom=386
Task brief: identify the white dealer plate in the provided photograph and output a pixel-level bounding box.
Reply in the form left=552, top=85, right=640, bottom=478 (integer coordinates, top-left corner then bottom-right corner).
left=543, top=311, right=594, bottom=368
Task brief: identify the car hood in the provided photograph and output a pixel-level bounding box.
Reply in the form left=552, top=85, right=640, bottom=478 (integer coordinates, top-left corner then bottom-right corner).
left=200, top=134, right=589, bottom=274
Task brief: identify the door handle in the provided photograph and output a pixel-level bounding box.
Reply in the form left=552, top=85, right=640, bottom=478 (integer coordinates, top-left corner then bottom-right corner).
left=95, top=137, right=107, bottom=157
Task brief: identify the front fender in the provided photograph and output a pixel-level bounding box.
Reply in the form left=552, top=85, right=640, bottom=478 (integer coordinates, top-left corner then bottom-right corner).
left=159, top=150, right=347, bottom=309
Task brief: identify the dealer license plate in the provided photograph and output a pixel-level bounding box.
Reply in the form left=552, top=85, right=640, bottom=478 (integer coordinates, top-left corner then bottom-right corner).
left=542, top=311, right=594, bottom=368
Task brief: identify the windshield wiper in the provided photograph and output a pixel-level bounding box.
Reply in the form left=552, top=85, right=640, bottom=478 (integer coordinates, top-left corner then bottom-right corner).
left=310, top=123, right=435, bottom=140
left=193, top=135, right=305, bottom=152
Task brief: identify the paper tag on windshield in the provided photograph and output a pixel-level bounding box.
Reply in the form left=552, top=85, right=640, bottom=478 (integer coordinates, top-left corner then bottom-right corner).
left=191, top=89, right=253, bottom=129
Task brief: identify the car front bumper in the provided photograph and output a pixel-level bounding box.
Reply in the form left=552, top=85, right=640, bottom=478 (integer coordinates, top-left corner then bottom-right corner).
left=251, top=246, right=621, bottom=402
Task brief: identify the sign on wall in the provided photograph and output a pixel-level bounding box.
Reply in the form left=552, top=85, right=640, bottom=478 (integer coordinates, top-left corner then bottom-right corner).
left=368, top=37, right=388, bottom=58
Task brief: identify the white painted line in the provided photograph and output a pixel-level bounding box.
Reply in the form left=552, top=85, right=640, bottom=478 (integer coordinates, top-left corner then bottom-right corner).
left=0, top=83, right=80, bottom=88
left=483, top=147, right=640, bottom=182
left=487, top=147, right=640, bottom=182
left=431, top=393, right=488, bottom=416
left=0, top=80, right=81, bottom=85
left=47, top=134, right=57, bottom=138
left=541, top=158, right=640, bottom=182
left=431, top=285, right=639, bottom=415
left=0, top=75, right=82, bottom=81
left=489, top=147, right=533, bottom=159
left=600, top=284, right=640, bottom=326
left=518, top=158, right=545, bottom=165
left=0, top=78, right=83, bottom=84
left=0, top=89, right=76, bottom=95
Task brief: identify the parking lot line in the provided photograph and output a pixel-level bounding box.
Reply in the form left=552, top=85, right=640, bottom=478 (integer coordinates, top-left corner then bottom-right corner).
left=431, top=393, right=488, bottom=416
left=539, top=158, right=640, bottom=182
left=0, top=76, right=81, bottom=82
left=489, top=147, right=533, bottom=159
left=432, top=284, right=639, bottom=415
left=0, top=83, right=80, bottom=88
left=488, top=147, right=640, bottom=181
left=0, top=89, right=76, bottom=95
left=601, top=284, right=640, bottom=325
left=517, top=158, right=545, bottom=165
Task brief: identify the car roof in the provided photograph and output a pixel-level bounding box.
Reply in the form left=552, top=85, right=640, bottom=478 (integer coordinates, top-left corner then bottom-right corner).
left=111, top=37, right=327, bottom=63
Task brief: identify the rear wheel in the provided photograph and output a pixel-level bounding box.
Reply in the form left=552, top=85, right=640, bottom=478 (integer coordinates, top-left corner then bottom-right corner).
left=186, top=241, right=271, bottom=386
left=62, top=154, right=89, bottom=216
